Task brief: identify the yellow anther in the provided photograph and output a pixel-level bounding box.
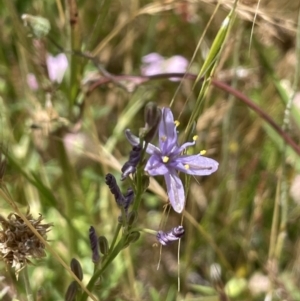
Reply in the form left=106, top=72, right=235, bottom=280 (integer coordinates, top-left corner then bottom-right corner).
left=184, top=164, right=190, bottom=170
left=193, top=135, right=198, bottom=141
left=174, top=120, right=180, bottom=127
left=162, top=156, right=169, bottom=163
left=200, top=150, right=206, bottom=155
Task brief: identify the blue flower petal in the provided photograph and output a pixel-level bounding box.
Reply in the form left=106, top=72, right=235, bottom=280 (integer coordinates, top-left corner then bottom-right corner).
left=164, top=170, right=185, bottom=213
left=173, top=155, right=219, bottom=176
left=145, top=155, right=169, bottom=175
left=158, top=108, right=178, bottom=154
left=124, top=129, right=140, bottom=146
left=124, top=129, right=158, bottom=154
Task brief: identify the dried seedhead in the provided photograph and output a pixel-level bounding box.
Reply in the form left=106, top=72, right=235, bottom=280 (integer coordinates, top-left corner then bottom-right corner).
left=0, top=209, right=52, bottom=276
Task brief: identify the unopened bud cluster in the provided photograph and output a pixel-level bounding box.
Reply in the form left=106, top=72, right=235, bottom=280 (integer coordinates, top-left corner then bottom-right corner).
left=105, top=174, right=134, bottom=215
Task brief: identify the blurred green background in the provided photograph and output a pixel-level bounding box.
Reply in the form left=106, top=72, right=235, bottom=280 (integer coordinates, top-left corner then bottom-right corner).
left=1, top=0, right=300, bottom=300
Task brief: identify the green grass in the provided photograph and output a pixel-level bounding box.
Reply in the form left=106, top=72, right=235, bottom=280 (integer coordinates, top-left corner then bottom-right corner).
left=0, top=1, right=300, bottom=300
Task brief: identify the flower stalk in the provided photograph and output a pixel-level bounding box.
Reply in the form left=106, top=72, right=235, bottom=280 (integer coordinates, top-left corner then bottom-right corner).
left=22, top=266, right=34, bottom=301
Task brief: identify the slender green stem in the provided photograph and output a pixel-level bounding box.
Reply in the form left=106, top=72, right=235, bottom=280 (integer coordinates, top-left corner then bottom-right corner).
left=55, top=138, right=78, bottom=256
left=22, top=266, right=34, bottom=301
left=132, top=165, right=143, bottom=211
left=137, top=228, right=157, bottom=235
left=268, top=180, right=281, bottom=259
left=109, top=223, right=122, bottom=252
left=274, top=9, right=300, bottom=261
left=185, top=8, right=235, bottom=139
left=80, top=238, right=126, bottom=301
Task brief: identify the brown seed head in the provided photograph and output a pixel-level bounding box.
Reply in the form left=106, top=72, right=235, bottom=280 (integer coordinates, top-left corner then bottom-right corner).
left=0, top=210, right=52, bottom=274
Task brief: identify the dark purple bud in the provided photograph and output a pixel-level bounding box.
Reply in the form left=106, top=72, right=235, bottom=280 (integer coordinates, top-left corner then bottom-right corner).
left=70, top=258, right=83, bottom=280
left=105, top=173, right=125, bottom=206
left=156, top=226, right=185, bottom=246
left=123, top=187, right=134, bottom=213
left=141, top=103, right=161, bottom=143
left=121, top=145, right=142, bottom=180
left=117, top=190, right=134, bottom=224
left=89, top=226, right=100, bottom=263
left=65, top=281, right=78, bottom=301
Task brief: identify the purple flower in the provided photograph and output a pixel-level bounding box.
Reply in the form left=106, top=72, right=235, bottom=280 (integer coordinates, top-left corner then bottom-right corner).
left=26, top=53, right=68, bottom=90
left=157, top=226, right=185, bottom=246
left=46, top=53, right=68, bottom=83
left=141, top=53, right=188, bottom=81
left=125, top=108, right=218, bottom=213
left=26, top=73, right=39, bottom=90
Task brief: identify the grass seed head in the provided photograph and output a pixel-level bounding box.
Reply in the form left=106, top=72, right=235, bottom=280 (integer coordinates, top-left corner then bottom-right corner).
left=0, top=210, right=52, bottom=276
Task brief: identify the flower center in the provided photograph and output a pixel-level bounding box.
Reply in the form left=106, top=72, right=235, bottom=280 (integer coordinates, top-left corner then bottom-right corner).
left=184, top=164, right=190, bottom=170
left=162, top=156, right=169, bottom=163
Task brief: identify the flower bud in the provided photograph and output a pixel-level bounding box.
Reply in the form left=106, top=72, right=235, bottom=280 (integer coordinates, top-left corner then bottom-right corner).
left=140, top=103, right=161, bottom=143
left=121, top=146, right=142, bottom=180
left=70, top=258, right=83, bottom=281
left=127, top=211, right=138, bottom=226
left=22, top=14, right=51, bottom=38
left=65, top=281, right=78, bottom=301
left=105, top=174, right=124, bottom=206
left=157, top=226, right=185, bottom=246
left=123, top=188, right=134, bottom=213
left=98, top=236, right=109, bottom=255
left=89, top=226, right=100, bottom=263
left=126, top=231, right=140, bottom=245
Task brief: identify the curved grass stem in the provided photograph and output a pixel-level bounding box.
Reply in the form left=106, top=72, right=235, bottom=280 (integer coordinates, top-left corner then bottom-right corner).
left=22, top=266, right=34, bottom=301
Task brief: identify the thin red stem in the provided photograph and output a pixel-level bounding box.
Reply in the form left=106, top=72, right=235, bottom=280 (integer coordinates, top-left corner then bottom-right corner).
left=86, top=72, right=300, bottom=156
